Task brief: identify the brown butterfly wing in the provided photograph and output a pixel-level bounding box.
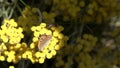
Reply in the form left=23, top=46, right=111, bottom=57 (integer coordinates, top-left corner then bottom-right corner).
left=38, top=35, right=52, bottom=51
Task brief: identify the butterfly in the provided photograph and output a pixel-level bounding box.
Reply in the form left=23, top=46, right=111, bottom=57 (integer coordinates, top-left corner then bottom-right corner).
left=38, top=34, right=52, bottom=51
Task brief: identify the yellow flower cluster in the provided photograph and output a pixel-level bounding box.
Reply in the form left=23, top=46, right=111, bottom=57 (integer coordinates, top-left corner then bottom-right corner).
left=80, top=0, right=119, bottom=23
left=51, top=0, right=80, bottom=21
left=54, top=33, right=120, bottom=68
left=0, top=42, right=27, bottom=64
left=55, top=34, right=98, bottom=68
left=17, top=6, right=41, bottom=36
left=0, top=19, right=68, bottom=65
left=0, top=19, right=24, bottom=44
left=42, top=11, right=56, bottom=24
left=43, top=0, right=119, bottom=23
left=31, top=23, right=68, bottom=63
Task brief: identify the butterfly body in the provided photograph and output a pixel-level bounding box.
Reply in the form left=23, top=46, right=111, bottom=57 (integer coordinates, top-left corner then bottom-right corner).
left=38, top=34, right=52, bottom=51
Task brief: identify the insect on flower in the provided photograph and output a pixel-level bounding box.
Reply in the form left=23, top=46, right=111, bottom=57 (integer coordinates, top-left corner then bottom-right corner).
left=38, top=34, right=52, bottom=51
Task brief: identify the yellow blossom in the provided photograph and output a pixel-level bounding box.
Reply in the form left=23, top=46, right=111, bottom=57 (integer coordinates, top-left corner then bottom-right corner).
left=30, top=43, right=35, bottom=49
left=9, top=66, right=15, bottom=68
left=48, top=46, right=54, bottom=50
left=28, top=55, right=32, bottom=59
left=0, top=56, right=5, bottom=61
left=53, top=31, right=59, bottom=37
left=51, top=26, right=56, bottom=31
left=54, top=45, right=60, bottom=50
left=46, top=30, right=52, bottom=35
left=35, top=52, right=41, bottom=58
left=26, top=51, right=32, bottom=55
left=4, top=51, right=9, bottom=55
left=32, top=37, right=38, bottom=42
left=15, top=44, right=21, bottom=49
left=22, top=53, right=28, bottom=59
left=39, top=58, right=45, bottom=63
left=58, top=26, right=64, bottom=32
left=40, top=23, right=46, bottom=28
left=30, top=58, right=35, bottom=64
left=31, top=26, right=36, bottom=31
left=39, top=53, right=46, bottom=58
left=58, top=33, right=64, bottom=39
left=34, top=32, right=40, bottom=37
left=7, top=55, right=15, bottom=61
left=51, top=50, right=56, bottom=56
left=46, top=53, right=53, bottom=59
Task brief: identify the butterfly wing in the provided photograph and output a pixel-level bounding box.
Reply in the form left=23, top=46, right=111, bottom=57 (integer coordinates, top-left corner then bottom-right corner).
left=38, top=35, right=52, bottom=51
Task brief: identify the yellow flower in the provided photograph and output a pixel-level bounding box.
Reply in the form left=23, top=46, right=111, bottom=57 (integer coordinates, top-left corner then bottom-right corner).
left=58, top=33, right=64, bottom=39
left=0, top=19, right=24, bottom=44
left=21, top=33, right=24, bottom=38
left=46, top=30, right=52, bottom=35
left=1, top=36, right=8, bottom=43
left=39, top=58, right=45, bottom=63
left=5, top=19, right=17, bottom=27
left=26, top=51, right=32, bottom=55
left=51, top=26, right=56, bottom=31
left=54, top=45, right=60, bottom=50
left=9, top=66, right=15, bottom=68
left=7, top=57, right=13, bottom=62
left=30, top=43, right=35, bottom=49
left=58, top=26, right=64, bottom=32
left=15, top=43, right=21, bottom=49
left=1, top=25, right=7, bottom=29
left=22, top=53, right=27, bottom=59
left=32, top=37, right=38, bottom=42
left=28, top=55, right=32, bottom=59
left=31, top=26, right=36, bottom=31
left=53, top=31, right=59, bottom=37
left=0, top=43, right=7, bottom=50
left=40, top=23, right=46, bottom=28
left=30, top=57, right=35, bottom=64
left=42, top=49, right=48, bottom=54
left=35, top=52, right=41, bottom=58
left=46, top=53, right=52, bottom=59
left=34, top=32, right=40, bottom=37
left=31, top=23, right=68, bottom=63
left=51, top=50, right=56, bottom=56
left=3, top=45, right=7, bottom=50
left=48, top=46, right=54, bottom=50
left=4, top=51, right=9, bottom=55
left=39, top=53, right=46, bottom=58
left=9, top=51, right=15, bottom=55
left=0, top=56, right=5, bottom=61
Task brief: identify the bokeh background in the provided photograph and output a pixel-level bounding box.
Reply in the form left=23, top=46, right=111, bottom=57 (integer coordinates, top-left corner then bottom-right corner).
left=0, top=0, right=120, bottom=68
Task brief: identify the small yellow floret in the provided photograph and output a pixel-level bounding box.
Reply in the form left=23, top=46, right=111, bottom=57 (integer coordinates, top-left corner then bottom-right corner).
left=32, top=37, right=38, bottom=42
left=15, top=44, right=21, bottom=49
left=9, top=66, right=15, bottom=68
left=31, top=26, right=36, bottom=31
left=53, top=31, right=59, bottom=37
left=7, top=57, right=13, bottom=62
left=39, top=58, right=45, bottom=63
left=51, top=50, right=56, bottom=56
left=58, top=26, right=64, bottom=31
left=35, top=52, right=41, bottom=58
left=30, top=43, right=35, bottom=49
left=46, top=53, right=52, bottom=59
left=40, top=23, right=46, bottom=28
left=0, top=56, right=5, bottom=61
left=55, top=45, right=60, bottom=50
left=46, top=30, right=52, bottom=35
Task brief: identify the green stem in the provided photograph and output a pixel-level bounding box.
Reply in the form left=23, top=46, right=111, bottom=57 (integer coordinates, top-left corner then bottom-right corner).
left=20, top=0, right=28, bottom=6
